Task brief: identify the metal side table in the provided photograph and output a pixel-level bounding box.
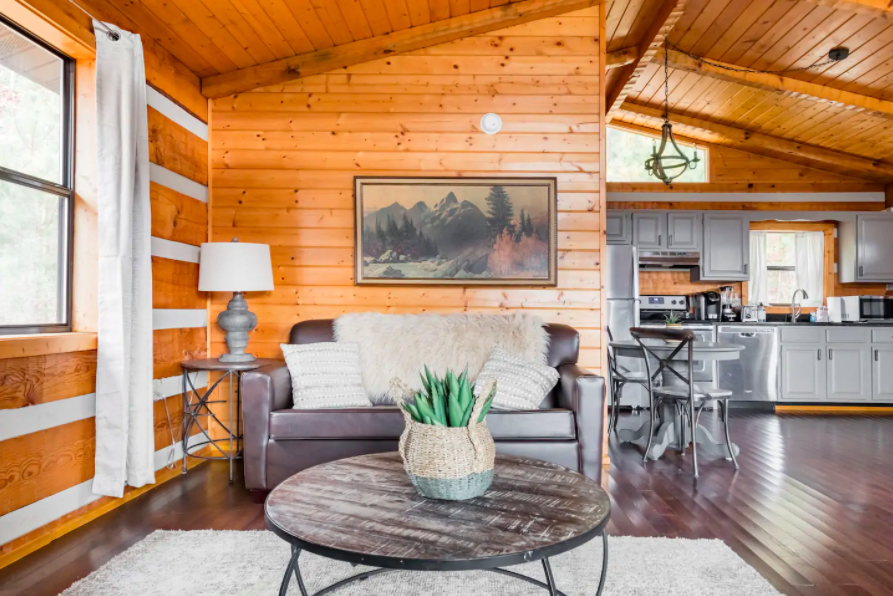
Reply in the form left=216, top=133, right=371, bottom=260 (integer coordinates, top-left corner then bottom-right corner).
left=180, top=358, right=281, bottom=482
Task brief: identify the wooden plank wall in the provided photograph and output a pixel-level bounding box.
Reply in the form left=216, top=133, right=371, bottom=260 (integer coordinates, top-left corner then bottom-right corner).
left=209, top=6, right=604, bottom=390
left=0, top=5, right=209, bottom=567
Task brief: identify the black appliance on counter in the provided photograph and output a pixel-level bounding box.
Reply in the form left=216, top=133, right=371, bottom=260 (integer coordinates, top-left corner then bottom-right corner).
left=692, top=291, right=721, bottom=321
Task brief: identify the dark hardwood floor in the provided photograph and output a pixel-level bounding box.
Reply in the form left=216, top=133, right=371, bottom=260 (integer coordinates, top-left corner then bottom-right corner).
left=1, top=410, right=891, bottom=595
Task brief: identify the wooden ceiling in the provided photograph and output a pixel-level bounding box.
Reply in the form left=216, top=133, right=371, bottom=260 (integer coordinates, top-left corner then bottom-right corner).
left=605, top=0, right=893, bottom=183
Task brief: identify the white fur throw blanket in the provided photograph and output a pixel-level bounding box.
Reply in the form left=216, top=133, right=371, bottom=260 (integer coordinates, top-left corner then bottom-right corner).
left=334, top=313, right=550, bottom=404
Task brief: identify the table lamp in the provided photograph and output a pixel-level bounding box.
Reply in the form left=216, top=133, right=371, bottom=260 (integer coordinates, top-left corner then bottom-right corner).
left=199, top=240, right=274, bottom=362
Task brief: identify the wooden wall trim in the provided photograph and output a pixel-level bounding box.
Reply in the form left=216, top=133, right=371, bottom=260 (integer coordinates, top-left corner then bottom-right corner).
left=0, top=335, right=97, bottom=360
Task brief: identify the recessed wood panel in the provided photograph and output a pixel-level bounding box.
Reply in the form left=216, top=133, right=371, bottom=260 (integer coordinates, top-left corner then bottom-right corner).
left=148, top=107, right=209, bottom=186
left=154, top=329, right=208, bottom=379
left=0, top=352, right=97, bottom=410
left=0, top=419, right=95, bottom=517
left=149, top=182, right=208, bottom=247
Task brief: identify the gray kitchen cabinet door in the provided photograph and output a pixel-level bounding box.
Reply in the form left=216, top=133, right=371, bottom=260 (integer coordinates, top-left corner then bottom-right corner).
left=667, top=212, right=701, bottom=250
left=632, top=212, right=666, bottom=249
left=826, top=345, right=871, bottom=402
left=606, top=211, right=632, bottom=245
left=700, top=213, right=749, bottom=280
left=856, top=214, right=893, bottom=280
left=780, top=345, right=826, bottom=401
left=872, top=347, right=893, bottom=401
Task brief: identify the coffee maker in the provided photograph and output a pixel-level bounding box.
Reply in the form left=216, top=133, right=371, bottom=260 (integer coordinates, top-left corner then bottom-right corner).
left=692, top=291, right=721, bottom=321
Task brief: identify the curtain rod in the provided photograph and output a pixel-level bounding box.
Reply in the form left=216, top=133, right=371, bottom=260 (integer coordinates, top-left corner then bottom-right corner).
left=66, top=0, right=120, bottom=41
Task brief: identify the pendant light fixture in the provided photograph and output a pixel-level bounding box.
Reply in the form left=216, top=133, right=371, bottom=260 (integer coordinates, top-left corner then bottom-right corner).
left=644, top=40, right=700, bottom=185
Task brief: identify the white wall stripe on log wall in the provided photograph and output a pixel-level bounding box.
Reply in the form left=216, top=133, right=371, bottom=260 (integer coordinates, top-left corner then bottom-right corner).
left=152, top=309, right=208, bottom=330
left=0, top=434, right=205, bottom=546
left=151, top=237, right=201, bottom=263
left=153, top=371, right=208, bottom=401
left=0, top=393, right=95, bottom=442
left=146, top=86, right=208, bottom=142
left=607, top=192, right=886, bottom=202
left=149, top=163, right=208, bottom=203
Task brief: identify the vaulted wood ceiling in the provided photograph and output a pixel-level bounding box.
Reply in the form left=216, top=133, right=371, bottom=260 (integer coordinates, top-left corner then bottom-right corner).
left=605, top=0, right=893, bottom=183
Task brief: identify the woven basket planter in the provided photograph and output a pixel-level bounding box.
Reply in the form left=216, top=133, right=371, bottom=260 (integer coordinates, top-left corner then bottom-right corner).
left=393, top=378, right=496, bottom=501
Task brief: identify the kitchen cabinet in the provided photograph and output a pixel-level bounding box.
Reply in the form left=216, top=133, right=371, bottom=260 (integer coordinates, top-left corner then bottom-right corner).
left=872, top=347, right=893, bottom=401
left=667, top=212, right=701, bottom=250
left=780, top=345, right=826, bottom=402
left=826, top=345, right=871, bottom=401
left=606, top=211, right=632, bottom=245
left=838, top=213, right=893, bottom=282
left=632, top=212, right=666, bottom=249
left=696, top=213, right=750, bottom=281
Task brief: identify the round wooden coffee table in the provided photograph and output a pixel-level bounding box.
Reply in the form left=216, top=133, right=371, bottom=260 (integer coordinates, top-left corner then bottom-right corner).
left=265, top=452, right=610, bottom=596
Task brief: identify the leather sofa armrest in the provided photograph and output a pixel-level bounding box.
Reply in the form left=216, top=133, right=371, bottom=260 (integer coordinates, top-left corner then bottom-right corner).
left=557, top=363, right=606, bottom=482
left=241, top=363, right=291, bottom=490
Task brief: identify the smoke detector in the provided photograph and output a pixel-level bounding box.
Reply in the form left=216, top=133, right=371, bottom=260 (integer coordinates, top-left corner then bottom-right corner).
left=480, top=113, right=502, bottom=135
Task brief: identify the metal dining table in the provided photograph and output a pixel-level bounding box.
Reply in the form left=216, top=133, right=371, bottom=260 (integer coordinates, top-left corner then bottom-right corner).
left=609, top=340, right=745, bottom=462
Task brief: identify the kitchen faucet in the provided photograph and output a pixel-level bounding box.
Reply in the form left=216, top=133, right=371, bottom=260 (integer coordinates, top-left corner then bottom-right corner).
left=790, top=289, right=809, bottom=322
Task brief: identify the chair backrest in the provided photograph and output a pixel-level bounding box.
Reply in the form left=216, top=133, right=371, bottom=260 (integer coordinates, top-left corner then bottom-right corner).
left=628, top=327, right=696, bottom=389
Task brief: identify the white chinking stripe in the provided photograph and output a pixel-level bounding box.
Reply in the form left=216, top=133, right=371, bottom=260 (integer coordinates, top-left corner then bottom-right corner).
left=151, top=237, right=200, bottom=263
left=146, top=86, right=208, bottom=142
left=0, top=434, right=205, bottom=547
left=153, top=309, right=207, bottom=330
left=153, top=371, right=208, bottom=401
left=607, top=191, right=885, bottom=202
left=149, top=163, right=208, bottom=204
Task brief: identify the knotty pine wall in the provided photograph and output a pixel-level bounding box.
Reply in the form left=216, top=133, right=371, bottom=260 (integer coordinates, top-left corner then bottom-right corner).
left=0, top=3, right=209, bottom=566
left=208, top=7, right=605, bottom=398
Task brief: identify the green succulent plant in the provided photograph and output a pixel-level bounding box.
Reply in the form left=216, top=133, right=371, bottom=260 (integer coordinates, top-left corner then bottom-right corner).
left=664, top=311, right=683, bottom=325
left=402, top=366, right=495, bottom=427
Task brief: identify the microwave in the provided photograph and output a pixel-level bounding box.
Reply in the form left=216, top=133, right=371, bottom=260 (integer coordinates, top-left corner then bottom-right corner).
left=827, top=296, right=893, bottom=321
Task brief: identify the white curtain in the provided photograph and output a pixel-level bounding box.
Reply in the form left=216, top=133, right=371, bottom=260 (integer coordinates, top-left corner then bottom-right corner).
left=748, top=231, right=768, bottom=305
left=92, top=21, right=155, bottom=498
left=795, top=232, right=824, bottom=307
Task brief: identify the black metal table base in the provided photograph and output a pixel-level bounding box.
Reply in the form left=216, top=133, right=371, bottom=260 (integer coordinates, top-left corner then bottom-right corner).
left=277, top=532, right=608, bottom=596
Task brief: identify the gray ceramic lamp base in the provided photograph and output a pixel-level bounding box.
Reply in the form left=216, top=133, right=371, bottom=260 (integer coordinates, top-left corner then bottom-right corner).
left=217, top=292, right=258, bottom=363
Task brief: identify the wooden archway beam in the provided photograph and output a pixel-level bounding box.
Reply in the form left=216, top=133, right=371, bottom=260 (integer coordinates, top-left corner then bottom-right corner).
left=201, top=0, right=598, bottom=99
left=618, top=101, right=893, bottom=182
left=656, top=48, right=893, bottom=120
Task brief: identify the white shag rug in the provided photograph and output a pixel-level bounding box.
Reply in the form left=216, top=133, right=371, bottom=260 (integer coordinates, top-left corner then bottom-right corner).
left=333, top=313, right=550, bottom=404
left=61, top=530, right=781, bottom=596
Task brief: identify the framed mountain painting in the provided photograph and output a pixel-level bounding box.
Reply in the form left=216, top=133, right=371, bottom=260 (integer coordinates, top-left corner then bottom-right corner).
left=354, top=177, right=557, bottom=286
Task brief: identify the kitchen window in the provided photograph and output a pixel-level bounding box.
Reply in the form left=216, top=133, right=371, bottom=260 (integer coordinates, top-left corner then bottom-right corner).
left=749, top=231, right=824, bottom=307
left=0, top=16, right=74, bottom=334
left=606, top=126, right=708, bottom=183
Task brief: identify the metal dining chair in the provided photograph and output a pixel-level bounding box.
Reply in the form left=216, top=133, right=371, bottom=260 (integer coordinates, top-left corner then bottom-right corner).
left=606, top=326, right=652, bottom=436
left=629, top=327, right=738, bottom=478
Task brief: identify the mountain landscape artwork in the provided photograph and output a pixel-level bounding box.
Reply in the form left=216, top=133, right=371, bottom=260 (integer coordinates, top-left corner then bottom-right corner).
left=354, top=177, right=557, bottom=286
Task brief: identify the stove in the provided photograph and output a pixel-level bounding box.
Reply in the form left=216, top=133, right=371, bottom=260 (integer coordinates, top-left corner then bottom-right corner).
left=639, top=294, right=693, bottom=323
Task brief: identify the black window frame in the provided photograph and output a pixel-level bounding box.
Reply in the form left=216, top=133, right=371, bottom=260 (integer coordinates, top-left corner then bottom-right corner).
left=0, top=14, right=76, bottom=336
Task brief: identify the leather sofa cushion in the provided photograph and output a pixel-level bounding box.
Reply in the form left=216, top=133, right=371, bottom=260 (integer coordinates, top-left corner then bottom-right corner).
left=269, top=406, right=576, bottom=441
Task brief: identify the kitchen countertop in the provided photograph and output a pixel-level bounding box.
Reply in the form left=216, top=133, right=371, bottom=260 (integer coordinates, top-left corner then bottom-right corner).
left=660, top=320, right=893, bottom=326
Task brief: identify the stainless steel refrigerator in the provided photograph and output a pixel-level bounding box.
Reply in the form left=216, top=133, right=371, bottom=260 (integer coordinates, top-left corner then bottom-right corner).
left=606, top=244, right=640, bottom=341
left=605, top=245, right=647, bottom=407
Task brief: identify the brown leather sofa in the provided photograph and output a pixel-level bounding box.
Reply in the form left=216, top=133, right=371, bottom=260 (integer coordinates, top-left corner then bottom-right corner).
left=241, top=319, right=605, bottom=497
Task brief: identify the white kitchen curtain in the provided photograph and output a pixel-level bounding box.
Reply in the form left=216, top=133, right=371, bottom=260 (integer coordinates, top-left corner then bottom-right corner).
left=795, top=232, right=824, bottom=307
left=748, top=231, right=768, bottom=305
left=92, top=21, right=155, bottom=498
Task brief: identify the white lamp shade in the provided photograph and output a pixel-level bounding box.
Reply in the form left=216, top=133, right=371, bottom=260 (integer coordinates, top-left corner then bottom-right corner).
left=199, top=242, right=274, bottom=292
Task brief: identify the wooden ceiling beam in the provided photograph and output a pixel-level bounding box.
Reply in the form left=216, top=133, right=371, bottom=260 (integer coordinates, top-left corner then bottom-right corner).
left=657, top=48, right=893, bottom=120
left=802, top=0, right=893, bottom=17
left=201, top=0, right=598, bottom=98
left=606, top=45, right=639, bottom=69
left=604, top=0, right=687, bottom=122
left=618, top=101, right=893, bottom=182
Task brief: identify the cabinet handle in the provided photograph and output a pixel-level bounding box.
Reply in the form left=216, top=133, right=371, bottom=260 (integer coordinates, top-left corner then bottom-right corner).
left=876, top=349, right=879, bottom=362
left=817, top=348, right=821, bottom=361
left=859, top=265, right=864, bottom=277
left=658, top=234, right=662, bottom=246
left=669, top=234, right=673, bottom=246
left=829, top=348, right=833, bottom=361
left=744, top=263, right=748, bottom=275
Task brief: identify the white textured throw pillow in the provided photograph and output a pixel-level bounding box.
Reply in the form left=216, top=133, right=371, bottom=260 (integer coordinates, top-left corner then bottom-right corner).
left=280, top=343, right=372, bottom=409
left=476, top=347, right=560, bottom=411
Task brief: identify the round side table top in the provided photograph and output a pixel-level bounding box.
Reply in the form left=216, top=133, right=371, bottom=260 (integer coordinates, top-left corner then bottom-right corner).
left=180, top=358, right=282, bottom=371
left=265, top=452, right=610, bottom=571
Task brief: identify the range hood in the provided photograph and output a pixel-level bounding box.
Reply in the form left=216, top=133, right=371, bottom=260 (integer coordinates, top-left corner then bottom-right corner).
left=638, top=250, right=700, bottom=271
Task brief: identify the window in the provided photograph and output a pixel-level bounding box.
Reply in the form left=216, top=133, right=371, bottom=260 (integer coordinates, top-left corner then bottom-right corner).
left=607, top=126, right=707, bottom=183
left=749, top=231, right=824, bottom=307
left=0, top=16, right=74, bottom=334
